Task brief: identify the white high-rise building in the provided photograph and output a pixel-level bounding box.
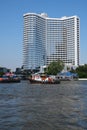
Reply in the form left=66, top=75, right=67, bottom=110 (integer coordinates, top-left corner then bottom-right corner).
left=23, top=13, right=80, bottom=70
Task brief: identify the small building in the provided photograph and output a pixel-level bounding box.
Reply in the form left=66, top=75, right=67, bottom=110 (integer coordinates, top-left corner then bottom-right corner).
left=57, top=71, right=78, bottom=80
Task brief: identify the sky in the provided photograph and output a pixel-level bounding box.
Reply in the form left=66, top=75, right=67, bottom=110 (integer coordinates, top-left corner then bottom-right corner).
left=0, top=0, right=87, bottom=71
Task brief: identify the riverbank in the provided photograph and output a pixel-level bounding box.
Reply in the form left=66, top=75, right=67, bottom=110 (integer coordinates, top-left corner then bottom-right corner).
left=78, top=78, right=87, bottom=80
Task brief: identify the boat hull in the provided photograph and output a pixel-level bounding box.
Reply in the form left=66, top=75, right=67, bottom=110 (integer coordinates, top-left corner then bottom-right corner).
left=29, top=79, right=60, bottom=84
left=0, top=79, right=21, bottom=83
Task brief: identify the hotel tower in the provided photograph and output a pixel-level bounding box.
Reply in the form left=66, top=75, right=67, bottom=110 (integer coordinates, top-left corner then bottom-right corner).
left=23, top=13, right=80, bottom=70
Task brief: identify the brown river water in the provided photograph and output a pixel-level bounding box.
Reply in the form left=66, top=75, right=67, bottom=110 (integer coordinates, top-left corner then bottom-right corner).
left=0, top=80, right=87, bottom=130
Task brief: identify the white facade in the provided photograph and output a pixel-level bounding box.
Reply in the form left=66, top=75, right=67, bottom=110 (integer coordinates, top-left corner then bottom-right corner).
left=23, top=13, right=80, bottom=69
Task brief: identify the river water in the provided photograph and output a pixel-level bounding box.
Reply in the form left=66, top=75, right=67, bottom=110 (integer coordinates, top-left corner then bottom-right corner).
left=0, top=80, right=87, bottom=130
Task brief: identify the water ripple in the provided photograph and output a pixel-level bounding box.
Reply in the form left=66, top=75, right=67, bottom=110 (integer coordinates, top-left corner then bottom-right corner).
left=0, top=80, right=87, bottom=130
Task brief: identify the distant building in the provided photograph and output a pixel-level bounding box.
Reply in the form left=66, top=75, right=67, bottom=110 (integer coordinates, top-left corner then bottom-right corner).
left=23, top=13, right=80, bottom=69
left=15, top=68, right=21, bottom=74
left=0, top=67, right=10, bottom=74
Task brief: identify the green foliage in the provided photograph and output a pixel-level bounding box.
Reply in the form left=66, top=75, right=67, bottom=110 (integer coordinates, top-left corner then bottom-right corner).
left=76, top=64, right=87, bottom=78
left=46, top=60, right=64, bottom=75
left=0, top=72, right=4, bottom=76
left=70, top=68, right=76, bottom=73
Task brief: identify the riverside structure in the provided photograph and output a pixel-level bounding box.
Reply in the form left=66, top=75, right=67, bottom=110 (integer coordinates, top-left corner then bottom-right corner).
left=23, top=13, right=80, bottom=70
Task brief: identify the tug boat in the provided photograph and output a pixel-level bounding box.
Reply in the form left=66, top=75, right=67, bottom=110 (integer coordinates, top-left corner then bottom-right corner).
left=29, top=73, right=60, bottom=84
left=0, top=73, right=21, bottom=83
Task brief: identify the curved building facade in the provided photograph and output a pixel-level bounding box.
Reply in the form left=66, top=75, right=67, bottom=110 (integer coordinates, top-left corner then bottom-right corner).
left=23, top=13, right=80, bottom=69
left=23, top=13, right=46, bottom=69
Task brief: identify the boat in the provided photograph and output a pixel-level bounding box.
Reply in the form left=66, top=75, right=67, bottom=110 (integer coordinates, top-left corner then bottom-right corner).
left=0, top=75, right=21, bottom=83
left=29, top=73, right=60, bottom=84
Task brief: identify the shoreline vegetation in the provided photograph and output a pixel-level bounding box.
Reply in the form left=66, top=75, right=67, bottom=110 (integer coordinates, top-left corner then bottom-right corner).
left=1, top=63, right=87, bottom=79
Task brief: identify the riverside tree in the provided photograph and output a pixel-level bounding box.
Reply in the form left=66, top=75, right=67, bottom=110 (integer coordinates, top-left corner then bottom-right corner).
left=76, top=64, right=87, bottom=78
left=46, top=60, right=64, bottom=75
